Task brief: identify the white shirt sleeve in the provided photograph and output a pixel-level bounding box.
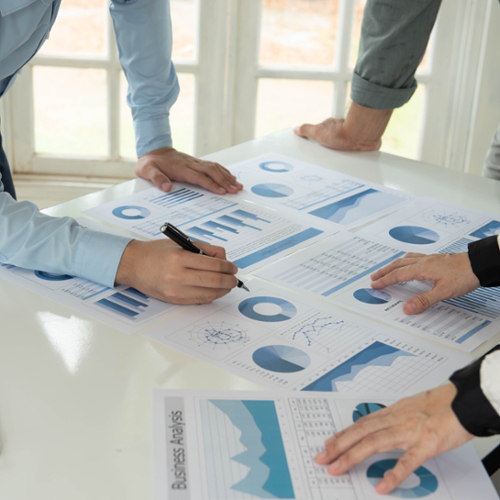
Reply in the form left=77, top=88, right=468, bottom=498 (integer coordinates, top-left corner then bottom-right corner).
left=480, top=350, right=500, bottom=417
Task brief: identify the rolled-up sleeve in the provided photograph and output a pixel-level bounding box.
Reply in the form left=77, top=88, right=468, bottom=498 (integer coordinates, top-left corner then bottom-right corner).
left=352, top=0, right=442, bottom=109
left=0, top=187, right=132, bottom=288
left=110, top=0, right=180, bottom=157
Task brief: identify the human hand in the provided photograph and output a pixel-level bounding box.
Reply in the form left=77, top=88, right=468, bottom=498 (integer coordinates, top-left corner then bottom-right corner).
left=135, top=147, right=243, bottom=195
left=115, top=239, right=238, bottom=304
left=370, top=252, right=480, bottom=314
left=294, top=102, right=392, bottom=151
left=315, top=384, right=473, bottom=495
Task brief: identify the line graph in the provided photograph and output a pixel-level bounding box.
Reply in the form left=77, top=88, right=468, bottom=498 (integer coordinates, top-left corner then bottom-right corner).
left=189, top=321, right=249, bottom=349
left=291, top=317, right=347, bottom=353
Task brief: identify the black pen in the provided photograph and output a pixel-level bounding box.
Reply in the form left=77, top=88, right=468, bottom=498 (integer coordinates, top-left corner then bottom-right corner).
left=160, top=222, right=250, bottom=292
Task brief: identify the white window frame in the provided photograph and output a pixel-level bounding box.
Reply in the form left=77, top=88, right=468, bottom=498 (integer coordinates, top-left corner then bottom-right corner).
left=2, top=0, right=497, bottom=178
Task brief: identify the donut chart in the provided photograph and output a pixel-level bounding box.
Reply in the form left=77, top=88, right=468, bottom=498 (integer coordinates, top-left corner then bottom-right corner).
left=251, top=183, right=294, bottom=198
left=252, top=345, right=310, bottom=373
left=352, top=402, right=386, bottom=423
left=34, top=271, right=74, bottom=281
left=238, top=296, right=297, bottom=322
left=353, top=288, right=392, bottom=305
left=112, top=205, right=151, bottom=220
left=389, top=226, right=440, bottom=245
left=259, top=161, right=294, bottom=173
left=367, top=459, right=438, bottom=497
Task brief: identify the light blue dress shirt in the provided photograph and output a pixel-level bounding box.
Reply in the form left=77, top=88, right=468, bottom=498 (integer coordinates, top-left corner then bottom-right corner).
left=0, top=0, right=180, bottom=287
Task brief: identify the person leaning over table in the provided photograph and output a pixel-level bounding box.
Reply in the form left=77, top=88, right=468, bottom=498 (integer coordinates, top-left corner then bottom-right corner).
left=315, top=235, right=500, bottom=495
left=295, top=0, right=500, bottom=180
left=0, top=0, right=243, bottom=305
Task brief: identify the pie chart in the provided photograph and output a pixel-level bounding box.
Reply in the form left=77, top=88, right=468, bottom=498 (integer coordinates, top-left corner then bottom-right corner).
left=353, top=288, right=392, bottom=305
left=112, top=205, right=151, bottom=220
left=252, top=345, right=310, bottom=373
left=259, top=161, right=294, bottom=173
left=353, top=402, right=386, bottom=423
left=251, top=183, right=294, bottom=198
left=34, top=271, right=74, bottom=281
left=389, top=226, right=440, bottom=245
left=367, top=459, right=438, bottom=497
left=238, top=296, right=297, bottom=322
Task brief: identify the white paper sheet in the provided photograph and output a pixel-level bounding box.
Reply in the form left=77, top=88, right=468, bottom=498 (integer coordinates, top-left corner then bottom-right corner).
left=0, top=218, right=185, bottom=334
left=227, top=152, right=415, bottom=230
left=255, top=232, right=500, bottom=352
left=152, top=389, right=499, bottom=500
left=83, top=185, right=338, bottom=272
left=142, top=278, right=471, bottom=393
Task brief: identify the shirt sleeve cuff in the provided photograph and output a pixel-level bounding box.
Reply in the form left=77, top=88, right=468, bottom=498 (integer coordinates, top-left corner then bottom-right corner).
left=468, top=236, right=500, bottom=287
left=73, top=230, right=133, bottom=288
left=350, top=72, right=417, bottom=110
left=134, top=115, right=173, bottom=157
left=450, top=348, right=500, bottom=436
left=481, top=351, right=500, bottom=418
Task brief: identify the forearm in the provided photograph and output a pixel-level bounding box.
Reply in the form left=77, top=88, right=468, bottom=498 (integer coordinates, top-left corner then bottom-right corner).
left=0, top=192, right=131, bottom=287
left=343, top=103, right=392, bottom=148
left=110, top=0, right=179, bottom=156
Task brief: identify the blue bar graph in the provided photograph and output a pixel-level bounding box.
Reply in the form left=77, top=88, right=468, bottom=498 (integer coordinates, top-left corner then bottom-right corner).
left=188, top=226, right=228, bottom=242
left=95, top=287, right=151, bottom=320
left=217, top=215, right=262, bottom=231
left=232, top=209, right=271, bottom=223
left=149, top=188, right=204, bottom=208
left=457, top=320, right=492, bottom=344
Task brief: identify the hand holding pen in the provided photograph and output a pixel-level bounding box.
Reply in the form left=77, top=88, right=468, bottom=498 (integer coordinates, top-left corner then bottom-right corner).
left=161, top=223, right=249, bottom=292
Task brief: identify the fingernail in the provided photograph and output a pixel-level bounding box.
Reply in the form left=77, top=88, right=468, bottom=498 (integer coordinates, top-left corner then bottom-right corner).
left=328, top=460, right=341, bottom=473
left=230, top=184, right=238, bottom=190
left=232, top=264, right=238, bottom=274
left=218, top=187, right=226, bottom=193
left=161, top=182, right=171, bottom=191
left=404, top=302, right=416, bottom=314
left=377, top=480, right=390, bottom=494
left=293, top=127, right=300, bottom=134
left=316, top=450, right=328, bottom=462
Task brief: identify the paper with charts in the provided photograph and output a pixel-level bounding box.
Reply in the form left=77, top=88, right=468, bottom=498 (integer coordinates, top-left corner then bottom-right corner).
left=0, top=218, right=183, bottom=334
left=142, top=278, right=471, bottom=393
left=255, top=227, right=500, bottom=352
left=152, top=389, right=497, bottom=500
left=227, top=152, right=414, bottom=229
left=83, top=182, right=338, bottom=273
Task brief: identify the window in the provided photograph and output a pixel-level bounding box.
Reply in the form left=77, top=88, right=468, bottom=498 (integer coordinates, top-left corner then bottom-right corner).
left=2, top=0, right=495, bottom=178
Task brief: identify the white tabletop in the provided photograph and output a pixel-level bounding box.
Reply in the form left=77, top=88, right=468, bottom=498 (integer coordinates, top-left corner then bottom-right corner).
left=2, top=129, right=500, bottom=499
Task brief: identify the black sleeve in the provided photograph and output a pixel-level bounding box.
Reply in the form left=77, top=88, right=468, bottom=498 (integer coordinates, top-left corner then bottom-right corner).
left=468, top=236, right=500, bottom=287
left=450, top=347, right=500, bottom=437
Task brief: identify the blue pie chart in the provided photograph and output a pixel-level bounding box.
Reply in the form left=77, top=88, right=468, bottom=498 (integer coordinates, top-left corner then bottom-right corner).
left=259, top=161, right=293, bottom=173
left=238, top=296, right=297, bottom=322
left=34, top=271, right=74, bottom=281
left=251, top=183, right=294, bottom=198
left=112, top=205, right=151, bottom=220
left=367, top=459, right=438, bottom=498
left=253, top=345, right=310, bottom=373
left=353, top=288, right=392, bottom=305
left=353, top=402, right=386, bottom=423
left=389, top=226, right=440, bottom=245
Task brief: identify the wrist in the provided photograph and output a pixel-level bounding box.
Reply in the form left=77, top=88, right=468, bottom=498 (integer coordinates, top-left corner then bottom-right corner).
left=115, top=239, right=144, bottom=286
left=343, top=102, right=393, bottom=149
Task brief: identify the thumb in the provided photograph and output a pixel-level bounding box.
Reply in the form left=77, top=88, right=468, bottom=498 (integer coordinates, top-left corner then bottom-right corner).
left=294, top=123, right=318, bottom=140
left=403, top=288, right=444, bottom=315
left=147, top=166, right=172, bottom=192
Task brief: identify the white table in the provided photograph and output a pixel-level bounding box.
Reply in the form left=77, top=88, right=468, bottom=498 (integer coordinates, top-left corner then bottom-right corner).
left=2, top=129, right=500, bottom=499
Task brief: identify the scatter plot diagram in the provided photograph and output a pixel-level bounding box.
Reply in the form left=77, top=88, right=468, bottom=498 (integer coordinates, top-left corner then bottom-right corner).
left=423, top=209, right=470, bottom=227
left=189, top=321, right=249, bottom=350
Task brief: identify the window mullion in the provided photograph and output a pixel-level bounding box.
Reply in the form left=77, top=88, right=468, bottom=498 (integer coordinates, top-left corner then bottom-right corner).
left=107, top=15, right=120, bottom=160
left=332, top=0, right=356, bottom=117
